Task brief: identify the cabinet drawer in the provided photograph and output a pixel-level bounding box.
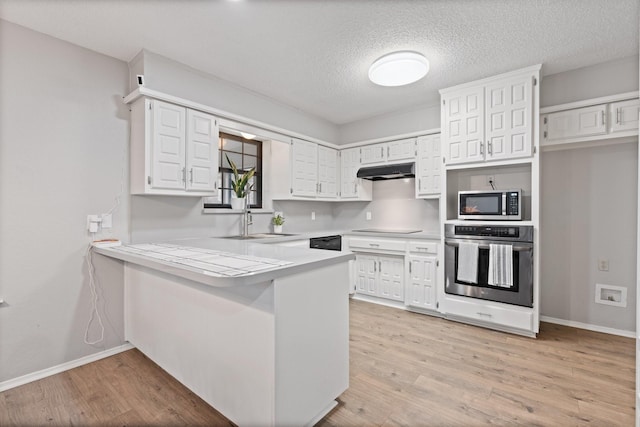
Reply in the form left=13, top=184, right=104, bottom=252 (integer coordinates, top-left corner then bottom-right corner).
left=348, top=238, right=406, bottom=252
left=443, top=297, right=533, bottom=331
left=408, top=241, right=438, bottom=255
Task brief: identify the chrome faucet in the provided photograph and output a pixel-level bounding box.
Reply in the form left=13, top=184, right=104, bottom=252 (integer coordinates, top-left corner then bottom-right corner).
left=242, top=199, right=253, bottom=237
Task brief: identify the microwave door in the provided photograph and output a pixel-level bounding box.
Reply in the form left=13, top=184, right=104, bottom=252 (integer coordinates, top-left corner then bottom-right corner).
left=460, top=193, right=502, bottom=217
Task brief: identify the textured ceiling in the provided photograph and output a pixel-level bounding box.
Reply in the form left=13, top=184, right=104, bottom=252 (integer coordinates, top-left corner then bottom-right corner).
left=0, top=0, right=637, bottom=125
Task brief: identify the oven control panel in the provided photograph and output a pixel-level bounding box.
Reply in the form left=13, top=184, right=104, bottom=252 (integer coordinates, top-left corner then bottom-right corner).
left=454, top=225, right=519, bottom=238
left=446, top=224, right=534, bottom=243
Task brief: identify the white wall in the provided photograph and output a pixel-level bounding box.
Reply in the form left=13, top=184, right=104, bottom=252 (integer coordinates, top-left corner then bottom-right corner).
left=540, top=142, right=637, bottom=332
left=541, top=55, right=639, bottom=107
left=0, top=20, right=130, bottom=383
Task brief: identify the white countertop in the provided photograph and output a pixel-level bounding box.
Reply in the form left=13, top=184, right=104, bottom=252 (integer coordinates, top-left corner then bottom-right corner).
left=95, top=237, right=354, bottom=288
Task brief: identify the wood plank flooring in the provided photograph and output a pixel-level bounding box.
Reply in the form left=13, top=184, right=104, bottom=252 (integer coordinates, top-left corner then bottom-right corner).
left=1, top=299, right=635, bottom=426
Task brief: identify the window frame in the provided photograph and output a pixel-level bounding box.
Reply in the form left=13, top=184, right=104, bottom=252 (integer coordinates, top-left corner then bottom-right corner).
left=204, top=132, right=263, bottom=209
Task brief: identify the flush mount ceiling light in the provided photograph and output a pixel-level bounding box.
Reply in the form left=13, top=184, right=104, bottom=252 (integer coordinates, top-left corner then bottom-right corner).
left=368, top=51, right=430, bottom=87
left=240, top=132, right=256, bottom=140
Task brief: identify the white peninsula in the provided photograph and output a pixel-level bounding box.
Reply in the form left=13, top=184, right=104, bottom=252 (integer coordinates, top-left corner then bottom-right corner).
left=95, top=237, right=354, bottom=427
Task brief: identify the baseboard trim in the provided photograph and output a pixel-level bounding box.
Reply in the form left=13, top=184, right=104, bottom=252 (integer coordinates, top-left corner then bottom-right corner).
left=0, top=342, right=134, bottom=393
left=540, top=316, right=635, bottom=338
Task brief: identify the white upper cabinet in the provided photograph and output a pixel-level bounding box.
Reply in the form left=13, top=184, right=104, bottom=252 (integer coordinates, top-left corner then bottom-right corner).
left=317, top=146, right=338, bottom=198
left=387, top=138, right=417, bottom=162
left=610, top=99, right=640, bottom=133
left=272, top=139, right=341, bottom=200
left=541, top=94, right=638, bottom=147
left=131, top=98, right=219, bottom=196
left=186, top=109, right=219, bottom=192
left=442, top=86, right=485, bottom=165
left=544, top=104, right=607, bottom=142
left=484, top=76, right=533, bottom=161
left=151, top=101, right=186, bottom=190
left=360, top=143, right=386, bottom=164
left=361, top=139, right=416, bottom=165
left=441, top=65, right=540, bottom=166
left=291, top=139, right=319, bottom=197
left=339, top=147, right=372, bottom=200
left=415, top=134, right=442, bottom=198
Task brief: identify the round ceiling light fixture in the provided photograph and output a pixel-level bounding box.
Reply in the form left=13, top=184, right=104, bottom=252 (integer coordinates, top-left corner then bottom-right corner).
left=368, top=51, right=430, bottom=87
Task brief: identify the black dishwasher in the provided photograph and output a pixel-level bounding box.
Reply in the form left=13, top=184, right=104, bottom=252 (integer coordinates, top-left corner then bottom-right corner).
left=309, top=235, right=342, bottom=251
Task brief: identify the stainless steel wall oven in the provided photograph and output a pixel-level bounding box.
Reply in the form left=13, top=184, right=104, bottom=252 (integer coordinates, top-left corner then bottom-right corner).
left=444, top=224, right=533, bottom=307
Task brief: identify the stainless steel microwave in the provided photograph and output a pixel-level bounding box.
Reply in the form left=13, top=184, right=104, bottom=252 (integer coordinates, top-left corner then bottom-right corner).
left=458, top=189, right=522, bottom=220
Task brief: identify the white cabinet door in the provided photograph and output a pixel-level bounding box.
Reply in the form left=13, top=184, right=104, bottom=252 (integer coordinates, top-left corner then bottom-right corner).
left=317, top=146, right=338, bottom=198
left=611, top=99, right=640, bottom=133
left=151, top=100, right=186, bottom=190
left=387, top=139, right=416, bottom=162
left=415, top=134, right=441, bottom=197
left=485, top=75, right=533, bottom=161
left=355, top=255, right=378, bottom=296
left=340, top=147, right=360, bottom=198
left=406, top=256, right=437, bottom=311
left=545, top=105, right=607, bottom=142
left=291, top=139, right=318, bottom=197
left=185, top=109, right=218, bottom=193
left=442, top=87, right=485, bottom=165
left=379, top=256, right=404, bottom=302
left=360, top=143, right=386, bottom=164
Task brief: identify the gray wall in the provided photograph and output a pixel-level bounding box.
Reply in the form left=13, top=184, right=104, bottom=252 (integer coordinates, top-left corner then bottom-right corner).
left=541, top=55, right=639, bottom=107
left=332, top=180, right=440, bottom=234
left=0, top=20, right=130, bottom=382
left=337, top=104, right=441, bottom=145
left=541, top=143, right=638, bottom=331
left=140, top=50, right=338, bottom=143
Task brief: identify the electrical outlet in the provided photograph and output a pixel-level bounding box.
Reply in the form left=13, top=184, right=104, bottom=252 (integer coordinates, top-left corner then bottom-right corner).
left=101, top=213, right=112, bottom=229
left=487, top=175, right=495, bottom=186
left=598, top=259, right=609, bottom=271
left=311, top=212, right=316, bottom=221
left=366, top=211, right=372, bottom=221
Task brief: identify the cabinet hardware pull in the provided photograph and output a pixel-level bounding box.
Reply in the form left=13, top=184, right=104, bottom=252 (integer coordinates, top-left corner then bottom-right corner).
left=409, top=263, right=412, bottom=273
left=381, top=147, right=384, bottom=157
left=446, top=241, right=531, bottom=251
left=477, top=312, right=492, bottom=317
left=616, top=108, right=621, bottom=125
left=480, top=142, right=484, bottom=155
left=387, top=146, right=390, bottom=157
left=189, top=168, right=193, bottom=184
left=374, top=262, right=376, bottom=272
left=181, top=167, right=186, bottom=183
left=319, top=183, right=322, bottom=193
left=378, top=261, right=382, bottom=271
left=601, top=110, right=605, bottom=126
left=369, top=243, right=380, bottom=247
left=354, top=183, right=357, bottom=194
left=488, top=141, right=492, bottom=155
left=416, top=246, right=429, bottom=250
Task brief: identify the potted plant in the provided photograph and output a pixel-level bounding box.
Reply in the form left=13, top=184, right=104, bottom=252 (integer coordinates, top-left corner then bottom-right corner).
left=226, top=154, right=255, bottom=210
left=272, top=214, right=285, bottom=234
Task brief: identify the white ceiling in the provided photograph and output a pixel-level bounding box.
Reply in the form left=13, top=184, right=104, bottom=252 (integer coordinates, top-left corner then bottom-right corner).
left=0, top=0, right=638, bottom=125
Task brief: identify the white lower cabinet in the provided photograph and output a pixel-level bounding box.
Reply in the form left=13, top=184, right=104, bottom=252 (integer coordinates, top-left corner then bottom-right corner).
left=349, top=236, right=440, bottom=309
left=354, top=254, right=404, bottom=302
left=406, top=255, right=437, bottom=311
left=442, top=296, right=533, bottom=332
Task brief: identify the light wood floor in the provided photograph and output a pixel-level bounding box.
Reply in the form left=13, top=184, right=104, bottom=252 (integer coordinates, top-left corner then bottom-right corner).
left=1, top=299, right=635, bottom=426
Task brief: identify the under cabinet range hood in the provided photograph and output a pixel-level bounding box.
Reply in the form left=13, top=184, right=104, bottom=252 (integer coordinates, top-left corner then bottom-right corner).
left=356, top=162, right=415, bottom=181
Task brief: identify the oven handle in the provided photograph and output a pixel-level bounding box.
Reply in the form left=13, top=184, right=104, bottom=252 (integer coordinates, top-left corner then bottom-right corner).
left=445, top=241, right=532, bottom=252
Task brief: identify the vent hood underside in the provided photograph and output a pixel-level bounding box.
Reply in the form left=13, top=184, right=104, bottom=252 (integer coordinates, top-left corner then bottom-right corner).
left=356, top=162, right=415, bottom=181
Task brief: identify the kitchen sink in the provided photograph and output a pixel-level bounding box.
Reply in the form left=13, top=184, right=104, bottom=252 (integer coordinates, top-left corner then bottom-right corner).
left=221, top=233, right=298, bottom=240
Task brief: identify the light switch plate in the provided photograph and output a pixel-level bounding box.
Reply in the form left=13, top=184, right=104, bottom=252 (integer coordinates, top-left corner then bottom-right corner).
left=366, top=212, right=372, bottom=220
left=101, top=213, right=113, bottom=229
